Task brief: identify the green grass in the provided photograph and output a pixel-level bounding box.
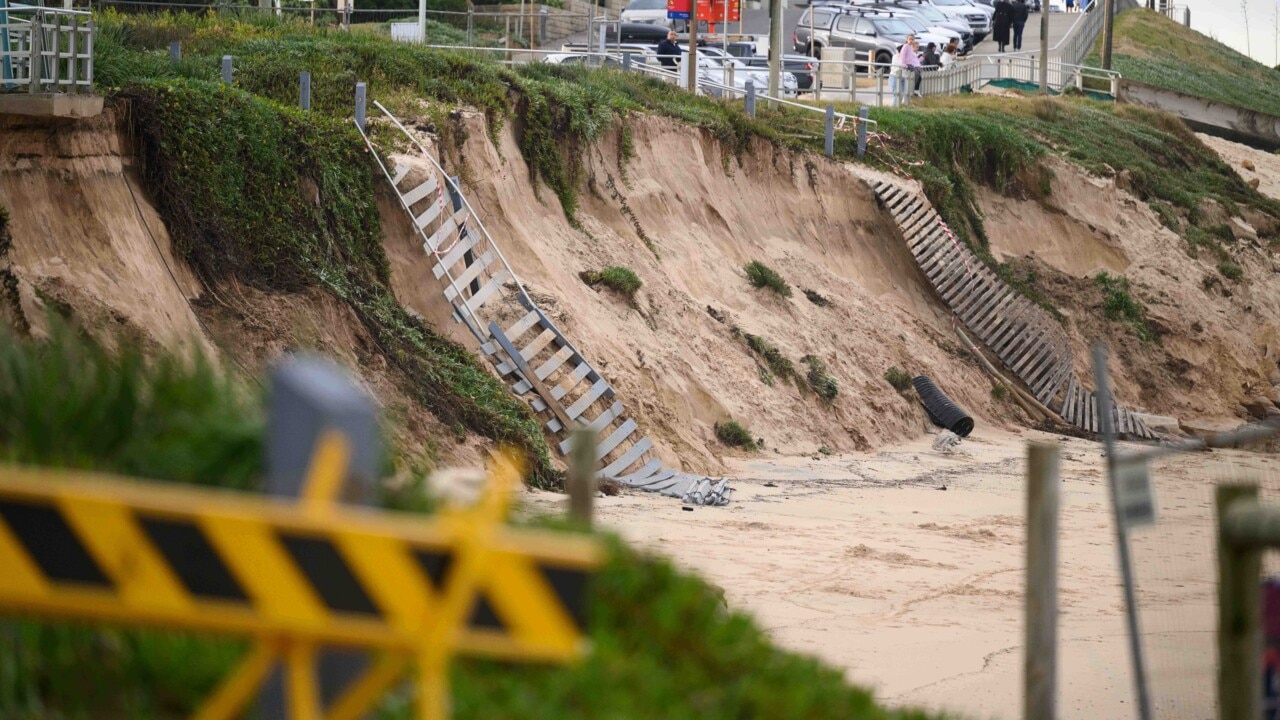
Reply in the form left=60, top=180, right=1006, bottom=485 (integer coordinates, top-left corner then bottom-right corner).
left=1095, top=271, right=1159, bottom=344
left=0, top=320, right=261, bottom=488
left=713, top=420, right=756, bottom=449
left=1218, top=261, right=1244, bottom=281
left=1093, top=9, right=1280, bottom=119
left=884, top=366, right=912, bottom=392
left=991, top=383, right=1008, bottom=402
left=743, top=332, right=796, bottom=385
left=743, top=260, right=792, bottom=298
left=802, top=355, right=838, bottom=403
left=580, top=266, right=643, bottom=300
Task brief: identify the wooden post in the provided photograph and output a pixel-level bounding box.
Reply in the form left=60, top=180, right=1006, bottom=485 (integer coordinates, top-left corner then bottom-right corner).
left=1218, top=483, right=1261, bottom=720
left=567, top=428, right=596, bottom=527
left=1025, top=442, right=1059, bottom=720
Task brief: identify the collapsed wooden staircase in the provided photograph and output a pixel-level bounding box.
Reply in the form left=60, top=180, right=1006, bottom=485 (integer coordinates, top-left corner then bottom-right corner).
left=873, top=181, right=1156, bottom=439
left=357, top=103, right=730, bottom=505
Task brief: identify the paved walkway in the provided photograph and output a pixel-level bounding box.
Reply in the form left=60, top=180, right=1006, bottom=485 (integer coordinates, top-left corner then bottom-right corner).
left=969, top=8, right=1081, bottom=55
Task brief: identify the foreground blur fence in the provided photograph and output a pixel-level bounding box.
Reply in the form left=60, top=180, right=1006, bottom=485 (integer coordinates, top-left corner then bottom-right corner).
left=1218, top=484, right=1274, bottom=720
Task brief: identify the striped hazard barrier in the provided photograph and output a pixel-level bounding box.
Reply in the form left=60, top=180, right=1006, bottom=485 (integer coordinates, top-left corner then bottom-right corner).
left=0, top=437, right=603, bottom=720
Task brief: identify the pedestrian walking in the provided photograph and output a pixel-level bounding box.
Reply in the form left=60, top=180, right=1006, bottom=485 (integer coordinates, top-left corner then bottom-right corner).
left=992, top=0, right=1013, bottom=53
left=1065, top=0, right=1075, bottom=12
left=1011, top=0, right=1029, bottom=51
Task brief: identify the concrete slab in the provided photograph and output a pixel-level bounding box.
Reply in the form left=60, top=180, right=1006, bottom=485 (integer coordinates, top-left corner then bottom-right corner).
left=0, top=93, right=104, bottom=120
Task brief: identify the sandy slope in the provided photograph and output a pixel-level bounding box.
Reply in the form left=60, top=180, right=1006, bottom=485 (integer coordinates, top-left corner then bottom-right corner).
left=382, top=113, right=1021, bottom=475
left=0, top=112, right=209, bottom=354
left=524, top=429, right=1278, bottom=719
left=982, top=153, right=1280, bottom=425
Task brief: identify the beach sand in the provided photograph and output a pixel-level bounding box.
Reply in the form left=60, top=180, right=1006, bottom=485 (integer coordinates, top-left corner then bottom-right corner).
left=525, top=428, right=1280, bottom=719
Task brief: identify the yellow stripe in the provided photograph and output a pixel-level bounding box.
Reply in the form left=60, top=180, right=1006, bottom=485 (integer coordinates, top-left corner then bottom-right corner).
left=302, top=430, right=351, bottom=512
left=57, top=495, right=193, bottom=613
left=200, top=514, right=328, bottom=628
left=0, top=512, right=47, bottom=598
left=335, top=532, right=435, bottom=635
left=481, top=551, right=578, bottom=658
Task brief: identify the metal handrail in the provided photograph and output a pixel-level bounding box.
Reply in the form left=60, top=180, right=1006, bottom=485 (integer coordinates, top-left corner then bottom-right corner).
left=1, top=4, right=95, bottom=93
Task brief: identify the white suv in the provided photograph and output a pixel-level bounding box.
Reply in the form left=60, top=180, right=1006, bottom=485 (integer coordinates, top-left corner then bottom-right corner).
left=923, top=0, right=991, bottom=41
left=620, top=0, right=672, bottom=26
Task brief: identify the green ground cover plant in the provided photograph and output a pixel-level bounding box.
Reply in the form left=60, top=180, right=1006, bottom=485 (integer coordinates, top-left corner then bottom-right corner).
left=580, top=266, right=643, bottom=300
left=1095, top=271, right=1159, bottom=343
left=713, top=419, right=755, bottom=449
left=743, top=260, right=792, bottom=298
left=884, top=366, right=912, bottom=392
left=802, top=355, right=839, bottom=402
left=1091, top=10, right=1280, bottom=118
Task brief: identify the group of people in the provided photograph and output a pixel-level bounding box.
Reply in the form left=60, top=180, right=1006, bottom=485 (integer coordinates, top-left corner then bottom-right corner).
left=991, top=0, right=1031, bottom=53
left=890, top=35, right=963, bottom=106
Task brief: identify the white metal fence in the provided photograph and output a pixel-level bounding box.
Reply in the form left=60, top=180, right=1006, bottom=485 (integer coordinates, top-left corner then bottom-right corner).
left=0, top=4, right=95, bottom=93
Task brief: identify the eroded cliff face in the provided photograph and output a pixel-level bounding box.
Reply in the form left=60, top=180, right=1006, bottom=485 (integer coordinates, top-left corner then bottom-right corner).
left=25, top=101, right=1262, bottom=477
left=0, top=111, right=208, bottom=353
left=0, top=108, right=490, bottom=472
left=380, top=112, right=1011, bottom=474
left=982, top=153, right=1280, bottom=427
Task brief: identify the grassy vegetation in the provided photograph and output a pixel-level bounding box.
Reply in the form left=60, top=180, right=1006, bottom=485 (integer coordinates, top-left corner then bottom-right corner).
left=0, top=321, right=260, bottom=487
left=0, top=327, right=945, bottom=719
left=802, top=355, right=839, bottom=403
left=1095, top=271, right=1159, bottom=344
left=1218, top=261, right=1244, bottom=281
left=713, top=420, right=756, bottom=449
left=93, top=11, right=783, bottom=223
left=580, top=266, right=643, bottom=300
left=991, top=383, right=1009, bottom=402
left=743, top=260, right=792, bottom=298
left=1094, top=9, right=1280, bottom=118
left=803, top=288, right=832, bottom=307
left=884, top=366, right=912, bottom=392
left=742, top=332, right=796, bottom=386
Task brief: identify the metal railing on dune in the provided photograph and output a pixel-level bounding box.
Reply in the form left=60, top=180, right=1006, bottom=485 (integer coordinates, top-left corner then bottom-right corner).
left=0, top=3, right=94, bottom=93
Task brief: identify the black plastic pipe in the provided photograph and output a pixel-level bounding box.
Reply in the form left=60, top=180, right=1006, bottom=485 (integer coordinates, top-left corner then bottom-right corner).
left=912, top=375, right=975, bottom=438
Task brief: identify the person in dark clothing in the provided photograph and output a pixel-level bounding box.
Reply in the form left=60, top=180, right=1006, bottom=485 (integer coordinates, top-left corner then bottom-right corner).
left=992, top=0, right=1013, bottom=53
left=657, top=30, right=680, bottom=71
left=922, top=42, right=941, bottom=69
left=1010, top=0, right=1029, bottom=51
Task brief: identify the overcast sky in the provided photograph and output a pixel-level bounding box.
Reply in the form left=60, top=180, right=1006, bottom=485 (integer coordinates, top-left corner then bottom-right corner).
left=1182, top=0, right=1280, bottom=67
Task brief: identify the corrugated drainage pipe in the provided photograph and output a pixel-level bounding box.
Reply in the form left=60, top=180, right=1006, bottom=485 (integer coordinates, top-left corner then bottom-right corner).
left=912, top=375, right=975, bottom=437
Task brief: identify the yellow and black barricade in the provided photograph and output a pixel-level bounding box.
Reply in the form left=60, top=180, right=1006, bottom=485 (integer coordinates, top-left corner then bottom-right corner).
left=0, top=440, right=602, bottom=720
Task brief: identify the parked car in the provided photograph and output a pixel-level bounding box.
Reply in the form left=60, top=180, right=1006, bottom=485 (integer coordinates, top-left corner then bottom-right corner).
left=793, top=7, right=945, bottom=66
left=543, top=53, right=628, bottom=68
left=558, top=41, right=662, bottom=65
left=700, top=45, right=817, bottom=90
left=688, top=51, right=801, bottom=96
left=620, top=0, right=673, bottom=27
left=863, top=0, right=975, bottom=50
left=915, top=0, right=991, bottom=41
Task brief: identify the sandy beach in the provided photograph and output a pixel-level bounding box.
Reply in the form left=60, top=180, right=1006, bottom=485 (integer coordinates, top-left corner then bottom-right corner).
left=525, top=429, right=1280, bottom=719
